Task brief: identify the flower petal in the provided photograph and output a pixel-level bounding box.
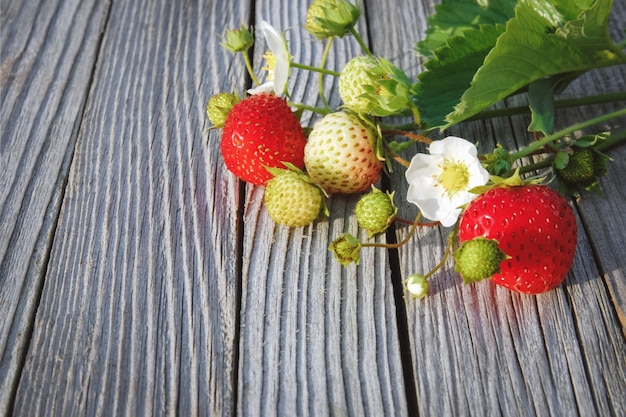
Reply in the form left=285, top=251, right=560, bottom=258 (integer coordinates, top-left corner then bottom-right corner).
left=247, top=81, right=275, bottom=95
left=430, top=136, right=477, bottom=158
left=258, top=20, right=291, bottom=95
left=405, top=136, right=489, bottom=227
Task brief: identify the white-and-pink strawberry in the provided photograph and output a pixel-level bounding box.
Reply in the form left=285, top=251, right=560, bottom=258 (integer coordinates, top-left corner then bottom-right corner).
left=304, top=111, right=383, bottom=194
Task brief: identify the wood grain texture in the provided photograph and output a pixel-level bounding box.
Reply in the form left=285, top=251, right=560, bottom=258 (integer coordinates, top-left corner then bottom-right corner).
left=10, top=1, right=247, bottom=415
left=576, top=143, right=626, bottom=334
left=365, top=0, right=626, bottom=416
left=2, top=0, right=625, bottom=416
left=235, top=1, right=408, bottom=415
left=0, top=0, right=109, bottom=414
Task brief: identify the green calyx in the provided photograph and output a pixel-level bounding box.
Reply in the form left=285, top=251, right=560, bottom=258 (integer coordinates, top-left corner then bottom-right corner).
left=355, top=186, right=397, bottom=238
left=453, top=237, right=509, bottom=283
left=329, top=233, right=362, bottom=266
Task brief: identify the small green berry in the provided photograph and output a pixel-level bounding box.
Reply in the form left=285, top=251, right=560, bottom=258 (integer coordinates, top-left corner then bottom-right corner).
left=405, top=274, right=429, bottom=299
left=338, top=55, right=386, bottom=114
left=555, top=147, right=595, bottom=185
left=355, top=186, right=397, bottom=238
left=264, top=167, right=326, bottom=227
left=206, top=92, right=239, bottom=127
left=453, top=237, right=509, bottom=283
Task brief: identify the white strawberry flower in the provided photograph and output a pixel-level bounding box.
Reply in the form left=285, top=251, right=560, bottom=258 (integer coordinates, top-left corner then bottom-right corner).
left=405, top=136, right=489, bottom=227
left=247, top=20, right=291, bottom=96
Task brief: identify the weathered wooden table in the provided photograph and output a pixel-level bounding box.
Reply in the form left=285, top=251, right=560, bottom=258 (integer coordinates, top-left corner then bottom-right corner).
left=2, top=0, right=625, bottom=415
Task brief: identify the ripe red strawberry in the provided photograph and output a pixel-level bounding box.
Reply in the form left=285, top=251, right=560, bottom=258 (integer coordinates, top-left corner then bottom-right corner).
left=220, top=93, right=307, bottom=185
left=458, top=185, right=577, bottom=294
left=304, top=111, right=383, bottom=194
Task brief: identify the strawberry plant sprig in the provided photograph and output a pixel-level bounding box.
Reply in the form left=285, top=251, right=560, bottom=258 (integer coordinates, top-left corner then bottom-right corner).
left=207, top=0, right=626, bottom=298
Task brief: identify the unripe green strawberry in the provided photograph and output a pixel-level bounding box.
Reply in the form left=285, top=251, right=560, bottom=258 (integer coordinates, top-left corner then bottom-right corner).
left=304, top=111, right=383, bottom=194
left=453, top=237, right=509, bottom=283
left=207, top=92, right=239, bottom=127
left=264, top=167, right=326, bottom=227
left=355, top=186, right=397, bottom=238
left=555, top=147, right=595, bottom=185
left=339, top=55, right=386, bottom=114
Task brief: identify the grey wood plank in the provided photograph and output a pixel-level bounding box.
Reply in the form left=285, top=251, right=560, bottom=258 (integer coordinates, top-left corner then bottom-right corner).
left=365, top=0, right=626, bottom=415
left=10, top=1, right=248, bottom=415
left=0, top=0, right=110, bottom=414
left=235, top=0, right=408, bottom=415
left=576, top=143, right=626, bottom=335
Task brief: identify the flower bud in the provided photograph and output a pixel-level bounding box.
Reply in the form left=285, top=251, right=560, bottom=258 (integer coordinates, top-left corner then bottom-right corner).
left=220, top=24, right=254, bottom=53
left=405, top=274, right=429, bottom=299
left=305, top=0, right=361, bottom=40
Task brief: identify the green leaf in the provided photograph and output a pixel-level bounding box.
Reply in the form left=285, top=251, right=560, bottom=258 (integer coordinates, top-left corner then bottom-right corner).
left=527, top=78, right=557, bottom=134
left=444, top=0, right=626, bottom=128
left=416, top=0, right=517, bottom=56
left=413, top=24, right=505, bottom=129
left=553, top=150, right=570, bottom=170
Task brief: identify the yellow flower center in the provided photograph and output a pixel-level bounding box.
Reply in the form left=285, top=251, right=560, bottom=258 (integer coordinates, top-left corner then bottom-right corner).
left=437, top=158, right=470, bottom=197
left=262, top=51, right=276, bottom=81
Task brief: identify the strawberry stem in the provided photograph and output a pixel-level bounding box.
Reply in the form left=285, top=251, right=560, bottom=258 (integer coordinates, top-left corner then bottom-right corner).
left=349, top=27, right=373, bottom=56
left=290, top=62, right=340, bottom=76
left=242, top=53, right=261, bottom=86
left=518, top=156, right=554, bottom=175
left=288, top=101, right=333, bottom=115
left=318, top=38, right=334, bottom=110
left=469, top=92, right=626, bottom=121
left=423, top=231, right=456, bottom=280
left=394, top=216, right=439, bottom=227
left=509, top=107, right=626, bottom=162
left=362, top=212, right=422, bottom=249
left=384, top=130, right=433, bottom=145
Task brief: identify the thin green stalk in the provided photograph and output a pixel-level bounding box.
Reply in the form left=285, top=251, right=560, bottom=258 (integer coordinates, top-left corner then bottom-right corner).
left=362, top=212, right=422, bottom=249
left=318, top=37, right=334, bottom=110
left=469, top=92, right=626, bottom=121
left=518, top=156, right=555, bottom=175
left=349, top=27, right=373, bottom=56
left=518, top=128, right=626, bottom=175
left=242, top=53, right=261, bottom=85
left=509, top=107, right=626, bottom=161
left=291, top=62, right=340, bottom=76
left=288, top=101, right=333, bottom=115
left=616, top=38, right=626, bottom=50
left=424, top=231, right=455, bottom=279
